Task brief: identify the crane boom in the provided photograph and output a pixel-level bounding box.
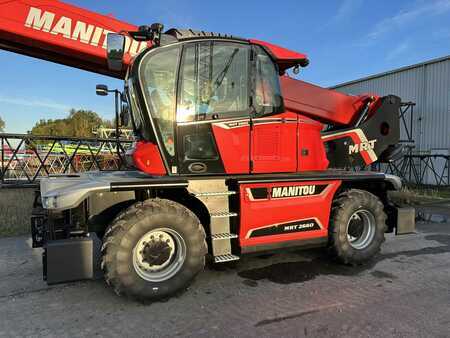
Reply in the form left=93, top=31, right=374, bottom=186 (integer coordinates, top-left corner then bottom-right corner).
left=0, top=0, right=148, bottom=78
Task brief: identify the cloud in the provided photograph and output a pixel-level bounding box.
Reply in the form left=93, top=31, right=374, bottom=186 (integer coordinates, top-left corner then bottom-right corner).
left=321, top=0, right=363, bottom=29
left=385, top=40, right=411, bottom=61
left=368, top=0, right=450, bottom=40
left=333, top=0, right=363, bottom=22
left=148, top=1, right=195, bottom=29
left=0, top=95, right=70, bottom=111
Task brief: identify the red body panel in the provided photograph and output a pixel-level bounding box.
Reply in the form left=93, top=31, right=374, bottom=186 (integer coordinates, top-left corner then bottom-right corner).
left=281, top=76, right=376, bottom=126
left=212, top=112, right=329, bottom=174
left=132, top=141, right=166, bottom=175
left=239, top=180, right=341, bottom=248
left=251, top=113, right=298, bottom=173
left=297, top=116, right=329, bottom=171
left=0, top=0, right=149, bottom=78
left=212, top=121, right=250, bottom=174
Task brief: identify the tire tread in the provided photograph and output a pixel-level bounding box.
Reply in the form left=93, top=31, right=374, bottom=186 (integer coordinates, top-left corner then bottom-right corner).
left=101, top=198, right=207, bottom=301
left=329, top=189, right=387, bottom=264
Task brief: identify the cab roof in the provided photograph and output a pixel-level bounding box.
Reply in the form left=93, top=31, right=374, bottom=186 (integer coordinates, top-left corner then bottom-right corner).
left=164, top=28, right=309, bottom=73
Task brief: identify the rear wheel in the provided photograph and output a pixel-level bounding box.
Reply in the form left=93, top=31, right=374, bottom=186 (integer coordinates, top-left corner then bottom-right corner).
left=101, top=198, right=207, bottom=301
left=329, top=189, right=387, bottom=264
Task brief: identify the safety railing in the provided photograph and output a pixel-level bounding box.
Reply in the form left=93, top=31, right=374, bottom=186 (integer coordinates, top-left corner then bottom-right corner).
left=382, top=153, right=450, bottom=187
left=0, top=133, right=133, bottom=188
left=2, top=133, right=447, bottom=188
left=368, top=148, right=450, bottom=187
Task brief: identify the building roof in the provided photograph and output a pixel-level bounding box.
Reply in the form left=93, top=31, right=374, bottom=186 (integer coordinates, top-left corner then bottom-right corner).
left=331, top=55, right=450, bottom=89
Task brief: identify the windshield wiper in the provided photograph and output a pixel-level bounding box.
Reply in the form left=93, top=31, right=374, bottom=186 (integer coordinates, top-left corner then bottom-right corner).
left=213, top=48, right=239, bottom=91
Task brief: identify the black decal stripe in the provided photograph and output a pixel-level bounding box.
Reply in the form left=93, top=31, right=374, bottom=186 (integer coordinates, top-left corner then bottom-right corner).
left=248, top=219, right=321, bottom=238
left=251, top=187, right=268, bottom=199
left=241, top=237, right=328, bottom=254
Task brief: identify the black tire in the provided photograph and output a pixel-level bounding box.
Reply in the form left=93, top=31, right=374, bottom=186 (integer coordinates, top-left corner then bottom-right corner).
left=329, top=189, right=387, bottom=264
left=101, top=198, right=207, bottom=301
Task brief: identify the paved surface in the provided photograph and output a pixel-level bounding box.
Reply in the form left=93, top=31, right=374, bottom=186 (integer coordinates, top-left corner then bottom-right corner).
left=1, top=202, right=449, bottom=337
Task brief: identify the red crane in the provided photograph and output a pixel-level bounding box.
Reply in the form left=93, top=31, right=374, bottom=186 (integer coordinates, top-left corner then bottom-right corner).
left=1, top=0, right=412, bottom=302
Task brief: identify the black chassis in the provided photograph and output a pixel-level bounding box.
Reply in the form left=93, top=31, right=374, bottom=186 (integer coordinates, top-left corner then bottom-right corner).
left=31, top=170, right=414, bottom=284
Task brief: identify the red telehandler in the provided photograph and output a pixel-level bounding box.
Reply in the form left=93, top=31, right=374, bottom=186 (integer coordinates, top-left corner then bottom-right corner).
left=0, top=0, right=414, bottom=301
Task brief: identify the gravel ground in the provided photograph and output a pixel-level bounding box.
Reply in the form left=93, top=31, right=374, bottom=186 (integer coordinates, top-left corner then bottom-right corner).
left=0, top=202, right=449, bottom=337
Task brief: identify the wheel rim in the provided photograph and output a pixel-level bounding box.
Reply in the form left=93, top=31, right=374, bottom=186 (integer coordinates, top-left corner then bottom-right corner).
left=346, top=209, right=376, bottom=250
left=132, top=228, right=186, bottom=282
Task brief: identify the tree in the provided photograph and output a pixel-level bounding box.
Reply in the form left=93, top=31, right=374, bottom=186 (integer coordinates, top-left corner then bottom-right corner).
left=67, top=109, right=103, bottom=138
left=31, top=109, right=108, bottom=137
left=0, top=116, right=5, bottom=132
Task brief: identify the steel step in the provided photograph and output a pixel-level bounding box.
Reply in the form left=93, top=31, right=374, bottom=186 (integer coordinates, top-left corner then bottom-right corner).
left=211, top=211, right=238, bottom=218
left=214, top=254, right=240, bottom=263
left=211, top=233, right=238, bottom=240
left=194, top=191, right=237, bottom=197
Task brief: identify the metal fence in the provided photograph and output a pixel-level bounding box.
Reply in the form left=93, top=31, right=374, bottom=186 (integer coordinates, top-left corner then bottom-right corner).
left=377, top=102, right=450, bottom=187
left=1, top=133, right=133, bottom=187
left=376, top=151, right=450, bottom=187
left=1, top=133, right=448, bottom=189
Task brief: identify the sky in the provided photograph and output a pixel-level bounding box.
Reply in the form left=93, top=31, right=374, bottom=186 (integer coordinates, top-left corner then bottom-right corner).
left=1, top=0, right=449, bottom=133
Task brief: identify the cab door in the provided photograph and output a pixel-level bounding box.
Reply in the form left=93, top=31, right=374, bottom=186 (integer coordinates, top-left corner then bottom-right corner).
left=250, top=47, right=298, bottom=173
left=176, top=41, right=252, bottom=175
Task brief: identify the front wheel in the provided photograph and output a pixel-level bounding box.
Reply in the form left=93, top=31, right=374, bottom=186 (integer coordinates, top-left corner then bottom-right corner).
left=328, top=189, right=387, bottom=264
left=101, top=198, right=207, bottom=301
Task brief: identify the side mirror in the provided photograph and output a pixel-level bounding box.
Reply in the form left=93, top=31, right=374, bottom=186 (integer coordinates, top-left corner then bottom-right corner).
left=96, top=84, right=109, bottom=96
left=106, top=33, right=126, bottom=71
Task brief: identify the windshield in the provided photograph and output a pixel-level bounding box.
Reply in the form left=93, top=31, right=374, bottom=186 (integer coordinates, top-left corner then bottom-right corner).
left=141, top=46, right=180, bottom=157
left=177, top=42, right=249, bottom=122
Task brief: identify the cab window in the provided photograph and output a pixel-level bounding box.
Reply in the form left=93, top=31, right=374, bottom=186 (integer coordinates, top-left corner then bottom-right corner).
left=254, top=46, right=284, bottom=115
left=141, top=46, right=180, bottom=157
left=177, top=42, right=250, bottom=122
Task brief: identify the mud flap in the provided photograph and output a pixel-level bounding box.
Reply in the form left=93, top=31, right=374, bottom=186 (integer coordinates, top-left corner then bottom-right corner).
left=395, top=207, right=416, bottom=235
left=43, top=233, right=102, bottom=284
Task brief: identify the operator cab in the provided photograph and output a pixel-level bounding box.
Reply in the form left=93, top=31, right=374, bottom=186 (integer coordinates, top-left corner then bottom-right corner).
left=108, top=25, right=309, bottom=176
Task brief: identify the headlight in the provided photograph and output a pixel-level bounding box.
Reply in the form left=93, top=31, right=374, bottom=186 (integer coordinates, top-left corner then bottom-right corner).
left=42, top=196, right=57, bottom=209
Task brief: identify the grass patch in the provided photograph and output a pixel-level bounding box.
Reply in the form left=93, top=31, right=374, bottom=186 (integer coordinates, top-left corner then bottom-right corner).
left=0, top=225, right=30, bottom=237
left=389, top=186, right=450, bottom=206
left=0, top=188, right=35, bottom=238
